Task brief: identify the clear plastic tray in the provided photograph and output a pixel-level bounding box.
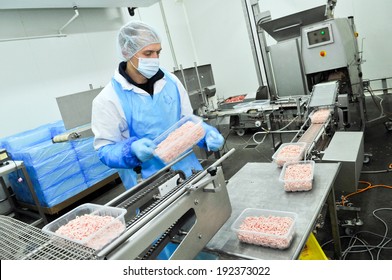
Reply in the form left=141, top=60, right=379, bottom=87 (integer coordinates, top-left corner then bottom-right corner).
left=153, top=114, right=206, bottom=164
left=41, top=203, right=126, bottom=251
left=231, top=208, right=297, bottom=249
left=271, top=142, right=307, bottom=167
left=279, top=160, right=315, bottom=192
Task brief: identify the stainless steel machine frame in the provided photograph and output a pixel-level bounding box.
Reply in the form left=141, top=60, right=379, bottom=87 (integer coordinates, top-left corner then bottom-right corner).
left=0, top=149, right=235, bottom=260
left=243, top=0, right=390, bottom=132
left=301, top=17, right=365, bottom=130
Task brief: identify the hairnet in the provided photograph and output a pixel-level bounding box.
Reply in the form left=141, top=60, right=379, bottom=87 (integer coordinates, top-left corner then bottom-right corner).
left=118, top=21, right=161, bottom=61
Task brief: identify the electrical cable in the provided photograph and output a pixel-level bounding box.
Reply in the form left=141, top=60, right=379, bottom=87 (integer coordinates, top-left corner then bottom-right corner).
left=322, top=195, right=392, bottom=260
left=220, top=128, right=234, bottom=154
left=252, top=116, right=299, bottom=145
left=366, top=85, right=392, bottom=117
left=361, top=163, right=392, bottom=174
left=342, top=235, right=374, bottom=260
left=339, top=181, right=392, bottom=206
left=339, top=209, right=392, bottom=260
left=11, top=159, right=23, bottom=183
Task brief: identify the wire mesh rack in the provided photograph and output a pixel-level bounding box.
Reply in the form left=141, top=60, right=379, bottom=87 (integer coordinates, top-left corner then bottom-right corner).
left=0, top=215, right=97, bottom=260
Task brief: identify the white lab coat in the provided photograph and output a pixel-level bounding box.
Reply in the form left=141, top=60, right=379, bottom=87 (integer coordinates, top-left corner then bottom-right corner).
left=91, top=68, right=194, bottom=151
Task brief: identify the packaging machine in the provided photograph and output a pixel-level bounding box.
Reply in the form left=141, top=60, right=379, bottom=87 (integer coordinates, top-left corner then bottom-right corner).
left=0, top=149, right=235, bottom=260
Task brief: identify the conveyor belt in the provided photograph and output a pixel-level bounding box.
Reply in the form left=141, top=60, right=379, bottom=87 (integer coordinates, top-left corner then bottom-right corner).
left=296, top=117, right=331, bottom=157
left=0, top=215, right=96, bottom=260
left=298, top=123, right=325, bottom=146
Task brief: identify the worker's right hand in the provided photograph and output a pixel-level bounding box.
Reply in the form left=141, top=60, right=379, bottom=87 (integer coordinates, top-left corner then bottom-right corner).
left=130, top=138, right=156, bottom=162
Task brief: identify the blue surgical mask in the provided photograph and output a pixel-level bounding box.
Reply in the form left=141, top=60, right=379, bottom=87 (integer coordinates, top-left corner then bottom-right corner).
left=134, top=57, right=160, bottom=79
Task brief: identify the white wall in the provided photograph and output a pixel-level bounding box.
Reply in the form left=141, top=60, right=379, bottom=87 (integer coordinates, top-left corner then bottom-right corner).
left=1, top=0, right=391, bottom=138
left=0, top=8, right=129, bottom=138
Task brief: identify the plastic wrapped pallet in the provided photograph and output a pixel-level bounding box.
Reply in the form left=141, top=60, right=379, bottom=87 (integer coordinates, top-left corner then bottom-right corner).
left=43, top=182, right=89, bottom=208
left=27, top=162, right=83, bottom=189
left=78, top=149, right=117, bottom=186
left=36, top=174, right=87, bottom=206
left=8, top=171, right=88, bottom=208
left=1, top=124, right=52, bottom=154
left=12, top=140, right=74, bottom=165
left=49, top=120, right=67, bottom=138
left=71, top=137, right=96, bottom=159
left=11, top=140, right=83, bottom=187
left=84, top=162, right=116, bottom=187
left=7, top=139, right=87, bottom=207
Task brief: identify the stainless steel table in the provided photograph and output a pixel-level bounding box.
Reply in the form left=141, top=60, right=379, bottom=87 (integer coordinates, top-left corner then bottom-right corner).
left=206, top=162, right=342, bottom=260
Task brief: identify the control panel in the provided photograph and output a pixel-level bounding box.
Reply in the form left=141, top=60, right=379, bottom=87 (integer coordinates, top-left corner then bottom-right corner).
left=0, top=149, right=10, bottom=166
left=305, top=23, right=334, bottom=48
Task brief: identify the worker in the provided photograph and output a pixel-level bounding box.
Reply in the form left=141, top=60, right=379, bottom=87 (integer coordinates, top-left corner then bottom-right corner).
left=91, top=21, right=224, bottom=190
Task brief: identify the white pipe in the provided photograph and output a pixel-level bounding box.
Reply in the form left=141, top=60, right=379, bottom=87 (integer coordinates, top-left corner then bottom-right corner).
left=59, top=6, right=79, bottom=34
left=0, top=34, right=67, bottom=42
left=0, top=7, right=79, bottom=42
left=159, top=0, right=178, bottom=70
left=181, top=1, right=199, bottom=63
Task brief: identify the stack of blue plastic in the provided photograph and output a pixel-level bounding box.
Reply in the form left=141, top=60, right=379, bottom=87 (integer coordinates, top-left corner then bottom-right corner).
left=72, top=137, right=116, bottom=187
left=1, top=121, right=117, bottom=208
left=11, top=141, right=88, bottom=207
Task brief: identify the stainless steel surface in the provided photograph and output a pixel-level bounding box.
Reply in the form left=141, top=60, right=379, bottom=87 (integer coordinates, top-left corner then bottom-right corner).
left=241, top=0, right=267, bottom=87
left=269, top=38, right=308, bottom=97
left=103, top=166, right=232, bottom=260
left=56, top=88, right=102, bottom=130
left=301, top=17, right=365, bottom=130
left=99, top=149, right=235, bottom=259
left=0, top=215, right=96, bottom=260
left=308, top=81, right=339, bottom=108
left=301, top=19, right=360, bottom=76
left=322, top=131, right=364, bottom=193
left=259, top=5, right=327, bottom=42
left=173, top=64, right=215, bottom=112
left=206, top=162, right=341, bottom=260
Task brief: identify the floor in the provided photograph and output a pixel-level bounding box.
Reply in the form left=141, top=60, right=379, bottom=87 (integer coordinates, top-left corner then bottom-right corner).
left=7, top=94, right=392, bottom=260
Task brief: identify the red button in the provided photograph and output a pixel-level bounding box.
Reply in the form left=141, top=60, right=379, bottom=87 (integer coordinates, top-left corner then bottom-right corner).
left=320, top=50, right=326, bottom=57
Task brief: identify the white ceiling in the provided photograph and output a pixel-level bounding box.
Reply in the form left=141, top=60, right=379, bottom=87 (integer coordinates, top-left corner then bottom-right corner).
left=0, top=0, right=159, bottom=9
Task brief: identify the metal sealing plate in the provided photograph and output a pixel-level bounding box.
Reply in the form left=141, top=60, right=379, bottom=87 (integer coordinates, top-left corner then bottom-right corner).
left=308, top=81, right=339, bottom=108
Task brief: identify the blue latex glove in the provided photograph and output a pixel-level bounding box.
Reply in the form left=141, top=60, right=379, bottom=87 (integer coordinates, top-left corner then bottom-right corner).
left=205, top=130, right=224, bottom=151
left=98, top=137, right=140, bottom=169
left=130, top=138, right=156, bottom=162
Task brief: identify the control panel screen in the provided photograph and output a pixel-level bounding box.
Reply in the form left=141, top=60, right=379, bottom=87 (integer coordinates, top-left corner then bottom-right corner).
left=307, top=26, right=332, bottom=46
left=0, top=151, right=8, bottom=161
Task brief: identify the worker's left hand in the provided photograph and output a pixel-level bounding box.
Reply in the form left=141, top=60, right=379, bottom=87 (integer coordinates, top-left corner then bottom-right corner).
left=205, top=130, right=224, bottom=151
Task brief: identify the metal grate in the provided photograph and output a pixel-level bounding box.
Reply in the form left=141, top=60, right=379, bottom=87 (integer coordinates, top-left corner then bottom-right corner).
left=0, top=215, right=97, bottom=260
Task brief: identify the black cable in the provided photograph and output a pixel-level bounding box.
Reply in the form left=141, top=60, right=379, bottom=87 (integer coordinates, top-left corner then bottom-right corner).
left=11, top=159, right=23, bottom=183
left=220, top=128, right=234, bottom=154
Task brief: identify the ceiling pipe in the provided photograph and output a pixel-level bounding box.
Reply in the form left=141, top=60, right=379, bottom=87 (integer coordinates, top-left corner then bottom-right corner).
left=0, top=6, right=79, bottom=42
left=59, top=6, right=79, bottom=34
left=159, top=1, right=178, bottom=70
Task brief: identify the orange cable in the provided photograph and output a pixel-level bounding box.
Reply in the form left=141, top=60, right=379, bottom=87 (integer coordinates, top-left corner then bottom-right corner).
left=341, top=182, right=392, bottom=206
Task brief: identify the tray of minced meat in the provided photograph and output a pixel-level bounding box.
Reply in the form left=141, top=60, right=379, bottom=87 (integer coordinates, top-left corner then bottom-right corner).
left=309, top=108, right=332, bottom=124
left=153, top=114, right=206, bottom=164
left=231, top=208, right=297, bottom=250
left=279, top=160, right=315, bottom=192
left=42, top=203, right=126, bottom=251
left=271, top=142, right=307, bottom=167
